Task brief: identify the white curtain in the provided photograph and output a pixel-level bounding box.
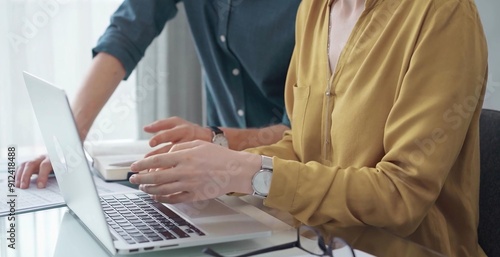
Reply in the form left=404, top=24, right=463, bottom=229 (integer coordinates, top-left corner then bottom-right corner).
left=136, top=3, right=202, bottom=140
left=0, top=0, right=138, bottom=159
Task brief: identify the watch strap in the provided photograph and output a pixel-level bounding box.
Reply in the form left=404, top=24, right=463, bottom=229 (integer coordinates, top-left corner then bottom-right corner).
left=209, top=126, right=224, bottom=136
left=261, top=155, right=273, bottom=170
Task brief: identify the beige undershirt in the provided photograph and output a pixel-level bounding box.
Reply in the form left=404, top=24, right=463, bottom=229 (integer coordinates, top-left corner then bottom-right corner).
left=328, top=0, right=366, bottom=74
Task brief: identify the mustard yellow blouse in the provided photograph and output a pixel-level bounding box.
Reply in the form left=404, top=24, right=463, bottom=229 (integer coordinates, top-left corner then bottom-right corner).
left=247, top=0, right=488, bottom=256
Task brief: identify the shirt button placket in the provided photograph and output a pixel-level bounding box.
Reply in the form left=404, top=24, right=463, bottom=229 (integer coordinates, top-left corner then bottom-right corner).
left=233, top=68, right=243, bottom=119
left=324, top=89, right=334, bottom=161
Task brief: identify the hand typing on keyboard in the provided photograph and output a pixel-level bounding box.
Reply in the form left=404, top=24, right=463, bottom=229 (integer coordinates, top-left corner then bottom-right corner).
left=128, top=140, right=262, bottom=204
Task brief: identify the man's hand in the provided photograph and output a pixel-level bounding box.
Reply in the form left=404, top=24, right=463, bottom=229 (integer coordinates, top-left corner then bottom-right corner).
left=143, top=117, right=213, bottom=157
left=129, top=140, right=261, bottom=204
left=15, top=155, right=53, bottom=189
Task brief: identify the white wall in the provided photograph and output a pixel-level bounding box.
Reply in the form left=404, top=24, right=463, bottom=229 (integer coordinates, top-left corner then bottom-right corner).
left=476, top=0, right=500, bottom=110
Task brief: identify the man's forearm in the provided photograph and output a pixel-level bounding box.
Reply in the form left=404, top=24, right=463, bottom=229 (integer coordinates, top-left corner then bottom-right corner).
left=220, top=124, right=289, bottom=150
left=72, top=52, right=126, bottom=141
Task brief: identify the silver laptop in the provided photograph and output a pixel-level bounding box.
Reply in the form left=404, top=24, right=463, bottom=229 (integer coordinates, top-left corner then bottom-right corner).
left=22, top=72, right=271, bottom=255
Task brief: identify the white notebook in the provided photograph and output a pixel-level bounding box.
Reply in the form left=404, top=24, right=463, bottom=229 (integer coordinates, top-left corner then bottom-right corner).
left=84, top=140, right=163, bottom=181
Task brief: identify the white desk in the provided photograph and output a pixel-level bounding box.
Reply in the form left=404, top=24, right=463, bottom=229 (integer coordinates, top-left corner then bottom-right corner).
left=0, top=195, right=314, bottom=257
left=0, top=148, right=317, bottom=257
left=0, top=169, right=445, bottom=257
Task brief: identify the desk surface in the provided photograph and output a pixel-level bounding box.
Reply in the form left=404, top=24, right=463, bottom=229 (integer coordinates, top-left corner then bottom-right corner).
left=0, top=180, right=446, bottom=257
left=0, top=206, right=304, bottom=257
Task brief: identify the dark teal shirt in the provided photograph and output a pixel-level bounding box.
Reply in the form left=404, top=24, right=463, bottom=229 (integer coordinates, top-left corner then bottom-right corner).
left=93, top=0, right=300, bottom=128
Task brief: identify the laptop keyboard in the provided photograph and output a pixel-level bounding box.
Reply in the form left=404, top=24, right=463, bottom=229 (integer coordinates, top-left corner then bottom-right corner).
left=100, top=193, right=206, bottom=245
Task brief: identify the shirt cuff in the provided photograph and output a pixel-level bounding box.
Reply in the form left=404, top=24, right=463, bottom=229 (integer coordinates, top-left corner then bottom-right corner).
left=263, top=157, right=299, bottom=212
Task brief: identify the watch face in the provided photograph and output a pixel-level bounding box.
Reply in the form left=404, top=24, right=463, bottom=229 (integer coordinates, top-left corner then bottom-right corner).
left=212, top=134, right=228, bottom=147
left=253, top=170, right=272, bottom=195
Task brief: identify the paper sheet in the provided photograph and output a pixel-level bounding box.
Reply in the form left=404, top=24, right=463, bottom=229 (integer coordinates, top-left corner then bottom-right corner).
left=0, top=174, right=139, bottom=216
left=84, top=139, right=164, bottom=156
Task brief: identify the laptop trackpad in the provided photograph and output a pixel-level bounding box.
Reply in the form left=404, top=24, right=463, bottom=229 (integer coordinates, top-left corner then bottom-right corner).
left=171, top=199, right=238, bottom=219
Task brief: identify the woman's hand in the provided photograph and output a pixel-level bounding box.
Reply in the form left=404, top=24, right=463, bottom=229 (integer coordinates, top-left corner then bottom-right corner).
left=129, top=140, right=261, bottom=203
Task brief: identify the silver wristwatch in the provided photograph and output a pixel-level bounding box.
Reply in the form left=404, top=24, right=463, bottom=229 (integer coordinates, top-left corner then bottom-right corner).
left=251, top=155, right=273, bottom=198
left=209, top=126, right=228, bottom=148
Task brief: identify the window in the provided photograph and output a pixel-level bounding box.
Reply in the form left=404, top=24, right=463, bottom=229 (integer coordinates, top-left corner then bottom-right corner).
left=0, top=0, right=137, bottom=158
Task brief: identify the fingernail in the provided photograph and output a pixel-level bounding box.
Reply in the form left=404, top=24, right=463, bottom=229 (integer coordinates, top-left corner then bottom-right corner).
left=37, top=182, right=44, bottom=189
left=129, top=175, right=137, bottom=183
left=21, top=182, right=26, bottom=188
left=150, top=140, right=157, bottom=146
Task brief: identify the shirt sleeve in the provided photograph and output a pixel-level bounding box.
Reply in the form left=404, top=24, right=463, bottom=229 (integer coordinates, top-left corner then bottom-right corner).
left=246, top=130, right=299, bottom=161
left=262, top=0, right=488, bottom=237
left=92, top=0, right=180, bottom=79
